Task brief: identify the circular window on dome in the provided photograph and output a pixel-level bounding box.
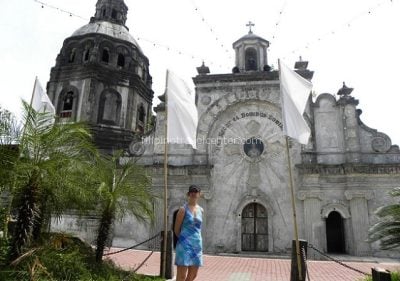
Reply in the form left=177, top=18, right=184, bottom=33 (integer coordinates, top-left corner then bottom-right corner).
left=244, top=137, right=264, bottom=158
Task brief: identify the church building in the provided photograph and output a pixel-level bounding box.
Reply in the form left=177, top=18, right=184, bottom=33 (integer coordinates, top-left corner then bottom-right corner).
left=51, top=0, right=400, bottom=259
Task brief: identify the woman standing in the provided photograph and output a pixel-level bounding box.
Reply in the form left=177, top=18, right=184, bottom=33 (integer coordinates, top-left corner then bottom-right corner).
left=174, top=185, right=203, bottom=281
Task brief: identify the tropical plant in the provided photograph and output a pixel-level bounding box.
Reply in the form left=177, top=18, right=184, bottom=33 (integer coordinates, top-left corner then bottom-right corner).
left=369, top=187, right=400, bottom=250
left=1, top=233, right=165, bottom=281
left=94, top=150, right=154, bottom=263
left=0, top=106, right=21, bottom=241
left=3, top=101, right=97, bottom=260
left=358, top=271, right=400, bottom=281
left=0, top=106, right=20, bottom=145
left=0, top=106, right=20, bottom=190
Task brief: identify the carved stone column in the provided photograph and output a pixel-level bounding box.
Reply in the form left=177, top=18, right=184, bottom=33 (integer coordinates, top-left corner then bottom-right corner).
left=344, top=190, right=374, bottom=256
left=338, top=94, right=361, bottom=163
left=298, top=191, right=325, bottom=259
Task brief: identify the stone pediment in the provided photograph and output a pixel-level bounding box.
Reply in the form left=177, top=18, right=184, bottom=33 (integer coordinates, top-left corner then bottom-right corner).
left=356, top=109, right=398, bottom=153
left=306, top=92, right=400, bottom=165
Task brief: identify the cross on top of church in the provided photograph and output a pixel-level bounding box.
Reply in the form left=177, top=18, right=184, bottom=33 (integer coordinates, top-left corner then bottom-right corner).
left=246, top=21, right=255, bottom=34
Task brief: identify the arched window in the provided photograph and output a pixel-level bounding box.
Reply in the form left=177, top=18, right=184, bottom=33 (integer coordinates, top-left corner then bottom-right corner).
left=136, top=105, right=146, bottom=133
left=245, top=48, right=258, bottom=71
left=111, top=9, right=117, bottom=19
left=102, top=49, right=110, bottom=63
left=68, top=49, right=76, bottom=63
left=102, top=7, right=106, bottom=17
left=59, top=91, right=75, bottom=119
left=137, top=65, right=143, bottom=78
left=83, top=49, right=90, bottom=62
left=98, top=90, right=121, bottom=126
left=117, top=54, right=125, bottom=67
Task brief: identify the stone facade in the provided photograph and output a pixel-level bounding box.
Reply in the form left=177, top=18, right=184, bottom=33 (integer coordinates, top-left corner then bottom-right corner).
left=49, top=3, right=400, bottom=259
left=121, top=31, right=400, bottom=258
left=47, top=0, right=153, bottom=151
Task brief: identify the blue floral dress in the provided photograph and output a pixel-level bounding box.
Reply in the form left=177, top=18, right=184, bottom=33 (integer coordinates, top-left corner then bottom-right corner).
left=175, top=204, right=203, bottom=267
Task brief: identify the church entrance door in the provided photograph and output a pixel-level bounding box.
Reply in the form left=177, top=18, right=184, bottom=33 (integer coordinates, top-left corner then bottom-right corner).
left=241, top=203, right=268, bottom=251
left=326, top=211, right=346, bottom=253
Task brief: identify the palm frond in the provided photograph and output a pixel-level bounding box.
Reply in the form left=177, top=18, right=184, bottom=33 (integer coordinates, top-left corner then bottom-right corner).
left=369, top=190, right=400, bottom=250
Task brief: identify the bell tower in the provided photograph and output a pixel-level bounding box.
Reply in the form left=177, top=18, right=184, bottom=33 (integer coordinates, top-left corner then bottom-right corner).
left=47, top=0, right=153, bottom=152
left=233, top=22, right=270, bottom=72
left=92, top=0, right=128, bottom=26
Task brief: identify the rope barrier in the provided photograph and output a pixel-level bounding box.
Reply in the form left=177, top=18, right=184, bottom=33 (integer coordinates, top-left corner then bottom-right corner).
left=133, top=250, right=155, bottom=273
left=103, top=232, right=160, bottom=256
left=308, top=244, right=371, bottom=276
left=301, top=246, right=311, bottom=281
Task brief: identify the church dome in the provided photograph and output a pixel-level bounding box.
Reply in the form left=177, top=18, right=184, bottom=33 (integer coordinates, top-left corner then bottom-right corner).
left=72, top=21, right=142, bottom=52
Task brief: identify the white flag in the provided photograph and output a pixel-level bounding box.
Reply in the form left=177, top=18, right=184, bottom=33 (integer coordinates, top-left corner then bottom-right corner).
left=31, top=77, right=56, bottom=114
left=166, top=70, right=198, bottom=149
left=279, top=60, right=312, bottom=145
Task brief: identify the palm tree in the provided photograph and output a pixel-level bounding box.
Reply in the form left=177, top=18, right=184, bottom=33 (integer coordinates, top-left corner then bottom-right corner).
left=0, top=106, right=20, bottom=237
left=369, top=187, right=400, bottom=250
left=0, top=106, right=20, bottom=188
left=4, top=101, right=97, bottom=259
left=94, top=150, right=154, bottom=263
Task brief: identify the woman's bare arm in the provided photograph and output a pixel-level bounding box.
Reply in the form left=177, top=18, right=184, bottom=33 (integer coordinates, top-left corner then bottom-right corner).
left=174, top=207, right=185, bottom=237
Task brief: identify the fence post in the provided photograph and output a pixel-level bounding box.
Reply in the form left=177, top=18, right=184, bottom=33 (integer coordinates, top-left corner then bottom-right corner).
left=160, top=230, right=174, bottom=279
left=290, top=239, right=308, bottom=281
left=372, top=267, right=391, bottom=281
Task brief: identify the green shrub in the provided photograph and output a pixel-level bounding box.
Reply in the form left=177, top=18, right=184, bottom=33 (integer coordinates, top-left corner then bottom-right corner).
left=359, top=271, right=400, bottom=281
left=0, top=233, right=164, bottom=281
left=0, top=238, right=10, bottom=267
left=392, top=271, right=400, bottom=281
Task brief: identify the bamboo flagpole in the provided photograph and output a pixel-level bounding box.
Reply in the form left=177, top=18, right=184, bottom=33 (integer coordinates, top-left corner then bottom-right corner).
left=21, top=76, right=39, bottom=138
left=160, top=69, right=198, bottom=278
left=162, top=70, right=169, bottom=278
left=285, top=136, right=303, bottom=280
left=278, top=59, right=313, bottom=280
left=29, top=76, right=38, bottom=107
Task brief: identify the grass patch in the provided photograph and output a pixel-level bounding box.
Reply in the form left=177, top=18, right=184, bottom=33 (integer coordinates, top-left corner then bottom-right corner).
left=0, top=234, right=164, bottom=281
left=358, top=271, right=400, bottom=281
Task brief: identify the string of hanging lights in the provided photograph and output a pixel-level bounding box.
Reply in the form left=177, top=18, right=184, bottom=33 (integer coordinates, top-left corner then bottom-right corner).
left=189, top=0, right=233, bottom=61
left=33, top=0, right=396, bottom=68
left=270, top=0, right=290, bottom=44
left=136, top=37, right=225, bottom=68
left=34, top=0, right=88, bottom=20
left=33, top=0, right=227, bottom=68
left=282, top=0, right=395, bottom=59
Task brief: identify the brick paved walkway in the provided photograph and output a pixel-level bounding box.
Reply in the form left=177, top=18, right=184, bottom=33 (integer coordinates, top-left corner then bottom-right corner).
left=107, top=249, right=400, bottom=281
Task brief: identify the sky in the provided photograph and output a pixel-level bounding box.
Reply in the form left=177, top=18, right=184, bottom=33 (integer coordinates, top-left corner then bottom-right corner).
left=0, top=0, right=399, bottom=145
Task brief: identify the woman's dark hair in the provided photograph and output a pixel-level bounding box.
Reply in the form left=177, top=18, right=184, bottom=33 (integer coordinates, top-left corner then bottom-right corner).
left=188, top=185, right=200, bottom=193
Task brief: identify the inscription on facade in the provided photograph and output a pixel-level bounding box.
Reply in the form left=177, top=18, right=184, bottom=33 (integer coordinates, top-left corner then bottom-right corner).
left=218, top=111, right=283, bottom=138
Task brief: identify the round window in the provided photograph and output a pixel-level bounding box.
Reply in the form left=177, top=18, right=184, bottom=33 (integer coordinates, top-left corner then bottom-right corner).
left=244, top=137, right=264, bottom=158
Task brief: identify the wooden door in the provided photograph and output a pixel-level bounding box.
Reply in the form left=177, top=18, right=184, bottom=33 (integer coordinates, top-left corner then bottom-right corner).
left=241, top=203, right=268, bottom=251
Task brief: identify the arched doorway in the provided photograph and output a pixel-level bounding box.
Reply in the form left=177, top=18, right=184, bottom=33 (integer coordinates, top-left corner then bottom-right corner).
left=326, top=211, right=346, bottom=253
left=241, top=203, right=268, bottom=251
